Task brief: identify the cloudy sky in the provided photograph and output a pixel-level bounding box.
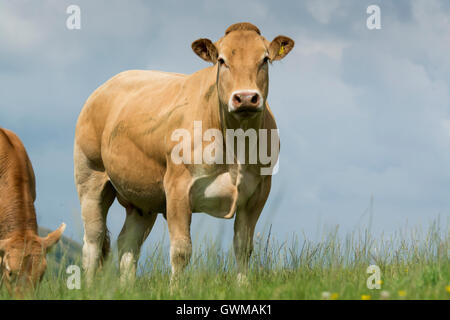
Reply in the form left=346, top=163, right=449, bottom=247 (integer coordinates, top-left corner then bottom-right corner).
left=1, top=0, right=449, bottom=254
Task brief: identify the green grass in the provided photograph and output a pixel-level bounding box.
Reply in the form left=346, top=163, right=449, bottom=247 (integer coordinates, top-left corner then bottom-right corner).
left=1, top=219, right=449, bottom=300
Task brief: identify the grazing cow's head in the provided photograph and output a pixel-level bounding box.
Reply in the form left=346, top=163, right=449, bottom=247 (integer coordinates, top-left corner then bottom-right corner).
left=192, top=22, right=294, bottom=119
left=0, top=223, right=65, bottom=295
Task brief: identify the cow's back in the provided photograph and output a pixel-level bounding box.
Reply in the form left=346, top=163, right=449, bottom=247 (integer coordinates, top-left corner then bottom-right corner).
left=0, top=128, right=37, bottom=237
left=75, top=70, right=187, bottom=167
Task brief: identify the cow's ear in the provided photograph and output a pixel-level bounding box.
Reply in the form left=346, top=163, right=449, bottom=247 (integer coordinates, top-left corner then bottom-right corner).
left=269, top=36, right=295, bottom=61
left=192, top=38, right=218, bottom=64
left=41, top=223, right=66, bottom=251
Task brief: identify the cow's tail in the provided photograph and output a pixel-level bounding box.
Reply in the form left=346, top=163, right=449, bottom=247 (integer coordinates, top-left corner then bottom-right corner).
left=100, top=228, right=111, bottom=265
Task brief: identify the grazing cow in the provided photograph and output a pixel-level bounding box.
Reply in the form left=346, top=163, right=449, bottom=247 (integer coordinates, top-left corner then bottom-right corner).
left=74, top=22, right=294, bottom=283
left=0, top=128, right=65, bottom=295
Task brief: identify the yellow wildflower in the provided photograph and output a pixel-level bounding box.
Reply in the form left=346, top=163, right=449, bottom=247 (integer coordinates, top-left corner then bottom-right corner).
left=398, top=290, right=407, bottom=297
left=361, top=294, right=371, bottom=300
left=331, top=293, right=339, bottom=300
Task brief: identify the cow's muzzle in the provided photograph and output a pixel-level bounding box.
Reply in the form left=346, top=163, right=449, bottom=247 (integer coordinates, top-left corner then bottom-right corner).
left=228, top=90, right=263, bottom=117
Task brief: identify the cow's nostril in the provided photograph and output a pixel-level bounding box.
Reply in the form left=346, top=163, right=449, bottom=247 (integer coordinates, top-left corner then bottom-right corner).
left=232, top=91, right=262, bottom=109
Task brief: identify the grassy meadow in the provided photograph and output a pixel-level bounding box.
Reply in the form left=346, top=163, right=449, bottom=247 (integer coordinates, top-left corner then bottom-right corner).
left=0, top=219, right=448, bottom=300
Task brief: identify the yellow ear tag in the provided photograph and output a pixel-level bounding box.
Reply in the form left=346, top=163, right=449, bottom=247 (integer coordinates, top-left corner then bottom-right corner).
left=279, top=45, right=285, bottom=55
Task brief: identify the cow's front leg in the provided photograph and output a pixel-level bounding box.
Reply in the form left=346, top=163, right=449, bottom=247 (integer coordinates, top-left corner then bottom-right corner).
left=164, top=172, right=192, bottom=284
left=233, top=208, right=260, bottom=285
left=233, top=178, right=271, bottom=284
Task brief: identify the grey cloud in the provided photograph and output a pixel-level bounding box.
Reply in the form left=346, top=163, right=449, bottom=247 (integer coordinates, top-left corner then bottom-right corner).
left=0, top=1, right=448, bottom=249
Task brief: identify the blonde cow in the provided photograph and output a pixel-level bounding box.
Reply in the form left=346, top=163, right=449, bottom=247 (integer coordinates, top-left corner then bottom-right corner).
left=74, top=22, right=294, bottom=283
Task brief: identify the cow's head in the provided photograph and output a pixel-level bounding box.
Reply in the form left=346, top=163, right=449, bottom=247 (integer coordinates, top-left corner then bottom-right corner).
left=0, top=223, right=65, bottom=296
left=192, top=22, right=294, bottom=120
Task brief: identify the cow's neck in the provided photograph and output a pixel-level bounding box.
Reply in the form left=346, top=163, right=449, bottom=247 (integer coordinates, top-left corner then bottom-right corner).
left=220, top=106, right=264, bottom=132
left=0, top=179, right=38, bottom=238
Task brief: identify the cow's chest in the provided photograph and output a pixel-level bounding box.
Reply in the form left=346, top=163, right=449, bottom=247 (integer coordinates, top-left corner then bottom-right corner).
left=190, top=164, right=261, bottom=219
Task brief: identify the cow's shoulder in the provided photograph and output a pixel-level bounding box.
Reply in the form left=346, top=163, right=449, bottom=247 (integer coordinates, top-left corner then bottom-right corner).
left=0, top=128, right=13, bottom=148
left=0, top=129, right=35, bottom=197
left=0, top=128, right=24, bottom=153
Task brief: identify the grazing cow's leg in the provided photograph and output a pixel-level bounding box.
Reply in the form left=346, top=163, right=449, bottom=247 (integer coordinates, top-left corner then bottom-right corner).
left=233, top=178, right=271, bottom=283
left=164, top=171, right=192, bottom=283
left=74, top=144, right=116, bottom=284
left=79, top=177, right=115, bottom=284
left=118, top=207, right=157, bottom=285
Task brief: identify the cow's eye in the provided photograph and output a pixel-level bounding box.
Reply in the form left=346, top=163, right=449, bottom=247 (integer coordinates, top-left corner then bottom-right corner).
left=218, top=58, right=228, bottom=68
left=259, top=56, right=269, bottom=69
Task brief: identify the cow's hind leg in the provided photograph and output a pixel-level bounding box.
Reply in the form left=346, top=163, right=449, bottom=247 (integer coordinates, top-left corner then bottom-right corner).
left=118, top=206, right=157, bottom=285
left=74, top=144, right=116, bottom=284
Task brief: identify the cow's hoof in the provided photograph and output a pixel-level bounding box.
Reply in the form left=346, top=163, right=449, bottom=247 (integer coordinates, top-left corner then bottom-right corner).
left=169, top=274, right=186, bottom=294
left=84, top=270, right=96, bottom=288
left=237, top=273, right=249, bottom=287
left=120, top=273, right=136, bottom=289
